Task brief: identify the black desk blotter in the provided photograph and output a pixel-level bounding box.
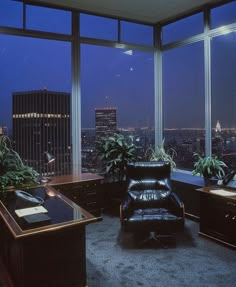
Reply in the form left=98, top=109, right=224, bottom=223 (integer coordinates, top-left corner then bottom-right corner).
left=23, top=213, right=51, bottom=225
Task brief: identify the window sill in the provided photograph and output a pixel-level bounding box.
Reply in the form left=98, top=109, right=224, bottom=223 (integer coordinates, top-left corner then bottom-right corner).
left=172, top=170, right=204, bottom=187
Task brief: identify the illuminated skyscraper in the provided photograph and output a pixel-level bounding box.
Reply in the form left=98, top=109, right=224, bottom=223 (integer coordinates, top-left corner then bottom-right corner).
left=215, top=120, right=222, bottom=133
left=95, top=107, right=117, bottom=139
left=12, top=89, right=71, bottom=175
left=0, top=126, right=8, bottom=136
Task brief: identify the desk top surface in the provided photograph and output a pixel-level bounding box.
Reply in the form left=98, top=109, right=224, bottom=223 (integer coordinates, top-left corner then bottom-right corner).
left=0, top=185, right=97, bottom=239
left=198, top=186, right=236, bottom=200
left=48, top=173, right=103, bottom=186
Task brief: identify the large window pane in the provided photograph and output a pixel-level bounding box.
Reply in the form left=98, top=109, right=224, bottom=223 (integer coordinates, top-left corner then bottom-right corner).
left=81, top=44, right=154, bottom=173
left=163, top=42, right=205, bottom=170
left=26, top=5, right=72, bottom=34
left=120, top=21, right=154, bottom=46
left=211, top=32, right=236, bottom=168
left=211, top=1, right=236, bottom=29
left=0, top=35, right=71, bottom=176
left=162, top=13, right=203, bottom=45
left=80, top=14, right=118, bottom=41
left=0, top=0, right=23, bottom=28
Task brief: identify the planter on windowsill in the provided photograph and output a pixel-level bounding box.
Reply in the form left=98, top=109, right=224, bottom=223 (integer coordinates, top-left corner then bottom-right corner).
left=100, top=179, right=127, bottom=214
left=204, top=176, right=218, bottom=187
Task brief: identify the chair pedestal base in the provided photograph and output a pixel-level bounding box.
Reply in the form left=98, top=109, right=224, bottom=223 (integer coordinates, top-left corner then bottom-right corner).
left=133, top=231, right=176, bottom=248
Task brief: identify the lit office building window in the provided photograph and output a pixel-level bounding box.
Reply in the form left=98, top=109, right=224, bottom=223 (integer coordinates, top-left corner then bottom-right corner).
left=95, top=107, right=117, bottom=140
left=13, top=89, right=71, bottom=176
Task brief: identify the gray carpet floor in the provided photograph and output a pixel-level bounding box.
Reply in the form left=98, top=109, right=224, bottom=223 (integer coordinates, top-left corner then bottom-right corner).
left=86, top=214, right=236, bottom=287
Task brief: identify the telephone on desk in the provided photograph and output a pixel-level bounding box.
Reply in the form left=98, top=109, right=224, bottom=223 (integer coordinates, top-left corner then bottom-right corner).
left=218, top=169, right=236, bottom=189
left=15, top=190, right=44, bottom=208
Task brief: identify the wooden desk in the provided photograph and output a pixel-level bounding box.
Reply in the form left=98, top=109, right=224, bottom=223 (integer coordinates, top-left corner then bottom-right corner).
left=198, top=186, right=236, bottom=249
left=48, top=173, right=103, bottom=218
left=0, top=185, right=99, bottom=287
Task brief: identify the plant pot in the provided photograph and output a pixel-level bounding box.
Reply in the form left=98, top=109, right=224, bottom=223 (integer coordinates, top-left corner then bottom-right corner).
left=204, top=176, right=218, bottom=186
left=101, top=180, right=127, bottom=214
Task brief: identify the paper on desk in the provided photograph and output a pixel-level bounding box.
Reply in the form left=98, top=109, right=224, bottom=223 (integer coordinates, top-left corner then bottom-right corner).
left=210, top=189, right=236, bottom=196
left=15, top=206, right=48, bottom=217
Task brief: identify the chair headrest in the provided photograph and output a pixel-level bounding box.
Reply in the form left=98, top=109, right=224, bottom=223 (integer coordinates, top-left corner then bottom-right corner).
left=126, top=161, right=171, bottom=180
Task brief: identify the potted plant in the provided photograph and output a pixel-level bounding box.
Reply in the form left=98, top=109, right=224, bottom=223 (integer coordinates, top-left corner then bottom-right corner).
left=192, top=153, right=227, bottom=186
left=0, top=135, right=39, bottom=191
left=145, top=139, right=177, bottom=170
left=96, top=133, right=139, bottom=212
left=96, top=133, right=139, bottom=182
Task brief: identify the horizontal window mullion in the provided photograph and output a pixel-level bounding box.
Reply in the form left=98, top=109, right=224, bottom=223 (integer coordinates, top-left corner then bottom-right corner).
left=161, top=33, right=205, bottom=51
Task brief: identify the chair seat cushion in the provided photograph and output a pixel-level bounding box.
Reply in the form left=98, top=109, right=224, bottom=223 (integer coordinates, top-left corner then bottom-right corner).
left=125, top=208, right=184, bottom=232
left=132, top=208, right=179, bottom=220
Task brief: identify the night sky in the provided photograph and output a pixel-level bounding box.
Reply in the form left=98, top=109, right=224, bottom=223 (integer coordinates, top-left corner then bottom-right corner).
left=0, top=0, right=236, bottom=132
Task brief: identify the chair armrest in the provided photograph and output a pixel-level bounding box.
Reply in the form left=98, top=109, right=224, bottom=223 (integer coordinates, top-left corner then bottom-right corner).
left=169, top=192, right=185, bottom=217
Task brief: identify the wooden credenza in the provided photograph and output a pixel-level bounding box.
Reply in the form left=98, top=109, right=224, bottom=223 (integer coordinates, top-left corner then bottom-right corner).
left=198, top=186, right=236, bottom=249
left=48, top=173, right=103, bottom=218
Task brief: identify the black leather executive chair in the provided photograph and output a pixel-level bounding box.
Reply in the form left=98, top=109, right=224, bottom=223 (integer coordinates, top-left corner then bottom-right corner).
left=120, top=161, right=185, bottom=243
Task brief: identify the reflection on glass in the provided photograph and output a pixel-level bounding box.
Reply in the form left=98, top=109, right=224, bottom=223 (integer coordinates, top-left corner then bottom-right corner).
left=211, top=32, right=236, bottom=168
left=162, top=13, right=203, bottom=45
left=0, top=187, right=85, bottom=231
left=163, top=42, right=205, bottom=170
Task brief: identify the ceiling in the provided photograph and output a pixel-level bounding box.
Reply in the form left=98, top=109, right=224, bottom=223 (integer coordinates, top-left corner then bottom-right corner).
left=33, top=0, right=224, bottom=24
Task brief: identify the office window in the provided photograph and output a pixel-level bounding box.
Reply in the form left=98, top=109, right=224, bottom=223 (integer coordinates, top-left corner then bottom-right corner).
left=211, top=1, right=236, bottom=29
left=0, top=0, right=23, bottom=28
left=81, top=44, right=154, bottom=173
left=26, top=5, right=72, bottom=34
left=120, top=21, right=154, bottom=46
left=162, top=13, right=203, bottom=45
left=0, top=35, right=71, bottom=176
left=211, top=32, right=236, bottom=168
left=163, top=42, right=205, bottom=170
left=80, top=14, right=118, bottom=41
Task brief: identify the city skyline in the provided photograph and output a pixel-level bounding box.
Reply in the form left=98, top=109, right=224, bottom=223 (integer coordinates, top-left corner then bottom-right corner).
left=1, top=85, right=233, bottom=133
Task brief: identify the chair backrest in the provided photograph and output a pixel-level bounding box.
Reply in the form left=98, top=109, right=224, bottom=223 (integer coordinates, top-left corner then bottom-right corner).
left=126, top=161, right=172, bottom=207
left=126, top=161, right=171, bottom=180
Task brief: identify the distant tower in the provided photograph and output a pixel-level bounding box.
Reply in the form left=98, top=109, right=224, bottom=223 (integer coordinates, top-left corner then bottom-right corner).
left=0, top=126, right=7, bottom=136
left=12, top=89, right=71, bottom=176
left=95, top=107, right=117, bottom=139
left=213, top=120, right=224, bottom=157
left=215, top=120, right=222, bottom=133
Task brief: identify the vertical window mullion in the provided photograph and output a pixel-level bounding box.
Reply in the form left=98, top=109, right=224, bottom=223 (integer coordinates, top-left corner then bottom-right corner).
left=155, top=25, right=162, bottom=147
left=71, top=11, right=81, bottom=174
left=204, top=8, right=212, bottom=157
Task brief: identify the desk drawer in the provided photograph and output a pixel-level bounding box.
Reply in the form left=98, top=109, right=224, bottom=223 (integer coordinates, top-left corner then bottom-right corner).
left=200, top=192, right=236, bottom=246
left=54, top=181, right=101, bottom=217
